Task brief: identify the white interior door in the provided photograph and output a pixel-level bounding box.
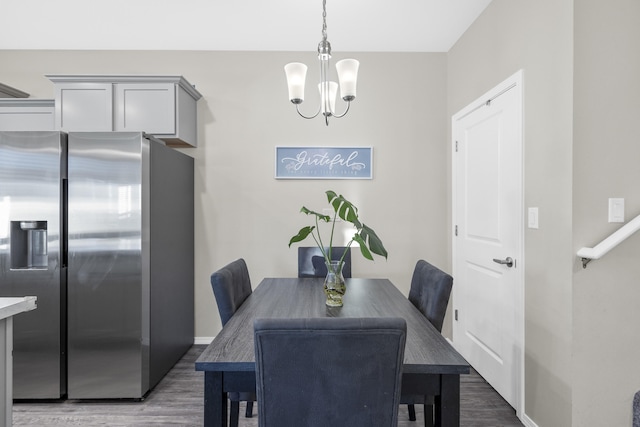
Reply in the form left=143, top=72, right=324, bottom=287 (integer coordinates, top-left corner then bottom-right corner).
left=452, top=70, right=524, bottom=413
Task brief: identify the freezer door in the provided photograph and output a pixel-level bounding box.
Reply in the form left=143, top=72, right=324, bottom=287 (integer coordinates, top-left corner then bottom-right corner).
left=67, top=132, right=147, bottom=399
left=0, top=131, right=66, bottom=399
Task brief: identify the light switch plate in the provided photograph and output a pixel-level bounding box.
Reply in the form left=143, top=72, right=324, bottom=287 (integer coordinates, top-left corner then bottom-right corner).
left=608, top=198, right=624, bottom=223
left=528, top=207, right=539, bottom=229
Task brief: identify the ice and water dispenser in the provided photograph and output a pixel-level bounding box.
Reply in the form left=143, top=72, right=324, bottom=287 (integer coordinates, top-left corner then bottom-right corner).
left=10, top=220, right=48, bottom=269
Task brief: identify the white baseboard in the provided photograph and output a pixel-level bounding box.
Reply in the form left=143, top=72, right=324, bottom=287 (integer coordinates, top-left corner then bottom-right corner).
left=194, top=337, right=214, bottom=345
left=520, top=413, right=538, bottom=427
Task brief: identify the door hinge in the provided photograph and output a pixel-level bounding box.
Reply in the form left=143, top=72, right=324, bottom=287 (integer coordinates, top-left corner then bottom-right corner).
left=455, top=225, right=458, bottom=236
left=455, top=309, right=458, bottom=321
left=455, top=141, right=458, bottom=152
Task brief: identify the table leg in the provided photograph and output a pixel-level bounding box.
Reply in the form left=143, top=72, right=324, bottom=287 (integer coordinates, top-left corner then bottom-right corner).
left=204, top=371, right=227, bottom=427
left=436, top=374, right=460, bottom=427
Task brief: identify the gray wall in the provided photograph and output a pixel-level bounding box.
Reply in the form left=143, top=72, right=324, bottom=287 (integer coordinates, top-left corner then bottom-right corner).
left=573, top=0, right=640, bottom=425
left=4, top=2, right=639, bottom=423
left=0, top=49, right=450, bottom=340
left=447, top=0, right=574, bottom=425
left=450, top=0, right=640, bottom=426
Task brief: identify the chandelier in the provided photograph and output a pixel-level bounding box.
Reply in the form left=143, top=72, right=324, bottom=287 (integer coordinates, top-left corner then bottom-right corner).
left=284, top=0, right=360, bottom=126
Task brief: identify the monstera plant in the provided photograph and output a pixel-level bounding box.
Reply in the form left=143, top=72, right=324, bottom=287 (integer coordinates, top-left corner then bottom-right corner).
left=289, top=190, right=388, bottom=306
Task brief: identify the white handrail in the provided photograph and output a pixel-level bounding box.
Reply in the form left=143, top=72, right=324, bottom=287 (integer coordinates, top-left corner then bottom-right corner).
left=577, top=214, right=640, bottom=268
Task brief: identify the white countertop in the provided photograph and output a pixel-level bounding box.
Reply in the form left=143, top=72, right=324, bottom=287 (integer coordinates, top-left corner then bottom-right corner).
left=0, top=297, right=37, bottom=321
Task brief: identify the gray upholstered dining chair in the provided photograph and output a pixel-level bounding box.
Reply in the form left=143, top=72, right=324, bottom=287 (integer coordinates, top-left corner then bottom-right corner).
left=210, top=258, right=255, bottom=427
left=297, top=246, right=352, bottom=278
left=401, top=259, right=454, bottom=427
left=254, top=317, right=407, bottom=427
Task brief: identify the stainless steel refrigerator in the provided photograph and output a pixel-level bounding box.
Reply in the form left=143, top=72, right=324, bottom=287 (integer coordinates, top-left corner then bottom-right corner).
left=0, top=131, right=194, bottom=399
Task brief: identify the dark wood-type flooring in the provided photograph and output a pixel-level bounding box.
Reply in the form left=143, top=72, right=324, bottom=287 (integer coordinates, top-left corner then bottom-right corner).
left=13, top=345, right=523, bottom=426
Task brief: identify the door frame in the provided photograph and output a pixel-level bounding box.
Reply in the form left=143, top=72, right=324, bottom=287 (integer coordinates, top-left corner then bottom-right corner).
left=451, top=69, right=525, bottom=418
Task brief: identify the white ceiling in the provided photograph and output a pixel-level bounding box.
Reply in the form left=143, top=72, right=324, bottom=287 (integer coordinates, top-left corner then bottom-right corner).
left=1, top=0, right=493, bottom=52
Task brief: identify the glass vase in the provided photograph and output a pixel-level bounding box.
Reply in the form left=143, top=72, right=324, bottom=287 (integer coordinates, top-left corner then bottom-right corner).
left=324, top=260, right=346, bottom=307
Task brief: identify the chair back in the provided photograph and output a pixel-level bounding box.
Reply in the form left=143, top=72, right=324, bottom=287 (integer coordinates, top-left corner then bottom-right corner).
left=298, top=246, right=352, bottom=278
left=408, top=260, right=453, bottom=332
left=210, top=258, right=252, bottom=326
left=254, top=317, right=406, bottom=427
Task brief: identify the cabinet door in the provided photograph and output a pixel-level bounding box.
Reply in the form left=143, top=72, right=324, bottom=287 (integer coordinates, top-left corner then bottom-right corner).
left=55, top=83, right=113, bottom=131
left=0, top=101, right=55, bottom=131
left=114, top=83, right=176, bottom=134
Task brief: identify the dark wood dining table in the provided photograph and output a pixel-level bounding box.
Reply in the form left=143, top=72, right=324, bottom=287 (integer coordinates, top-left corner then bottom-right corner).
left=195, top=277, right=470, bottom=427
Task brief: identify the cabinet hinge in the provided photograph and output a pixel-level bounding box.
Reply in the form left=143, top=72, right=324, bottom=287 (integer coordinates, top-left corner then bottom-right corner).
left=455, top=309, right=458, bottom=321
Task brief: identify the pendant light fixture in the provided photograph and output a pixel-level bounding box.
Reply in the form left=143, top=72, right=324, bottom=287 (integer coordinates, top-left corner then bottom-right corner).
left=284, top=0, right=359, bottom=126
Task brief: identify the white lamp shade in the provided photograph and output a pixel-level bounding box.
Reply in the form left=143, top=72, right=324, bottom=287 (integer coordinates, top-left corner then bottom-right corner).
left=335, top=59, right=359, bottom=100
left=318, top=81, right=338, bottom=114
left=284, top=62, right=308, bottom=102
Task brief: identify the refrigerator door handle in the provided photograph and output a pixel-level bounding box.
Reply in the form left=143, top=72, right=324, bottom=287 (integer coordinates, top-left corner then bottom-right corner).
left=61, top=178, right=68, bottom=268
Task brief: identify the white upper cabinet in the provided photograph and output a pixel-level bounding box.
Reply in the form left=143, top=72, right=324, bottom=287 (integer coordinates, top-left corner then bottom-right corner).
left=115, top=83, right=175, bottom=135
left=54, top=82, right=113, bottom=131
left=47, top=75, right=202, bottom=147
left=0, top=83, right=54, bottom=131
left=0, top=99, right=55, bottom=131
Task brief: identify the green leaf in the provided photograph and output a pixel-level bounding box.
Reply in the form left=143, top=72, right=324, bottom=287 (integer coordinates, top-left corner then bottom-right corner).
left=301, top=206, right=330, bottom=222
left=360, top=224, right=388, bottom=259
left=289, top=226, right=315, bottom=247
left=325, top=190, right=338, bottom=206
left=291, top=191, right=387, bottom=264
left=353, top=234, right=374, bottom=260
left=326, top=191, right=358, bottom=224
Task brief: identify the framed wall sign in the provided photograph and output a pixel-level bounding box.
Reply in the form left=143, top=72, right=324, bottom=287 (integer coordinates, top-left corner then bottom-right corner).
left=275, top=146, right=373, bottom=179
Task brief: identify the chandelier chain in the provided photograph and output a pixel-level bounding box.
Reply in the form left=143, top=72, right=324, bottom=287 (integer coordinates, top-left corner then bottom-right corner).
left=284, top=0, right=358, bottom=125
left=321, top=0, right=327, bottom=42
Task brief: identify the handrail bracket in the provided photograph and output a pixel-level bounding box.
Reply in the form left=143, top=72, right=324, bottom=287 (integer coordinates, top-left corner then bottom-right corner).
left=577, top=213, right=640, bottom=270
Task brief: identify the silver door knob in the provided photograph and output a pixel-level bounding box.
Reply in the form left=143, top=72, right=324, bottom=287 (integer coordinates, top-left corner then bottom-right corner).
left=492, top=257, right=514, bottom=268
